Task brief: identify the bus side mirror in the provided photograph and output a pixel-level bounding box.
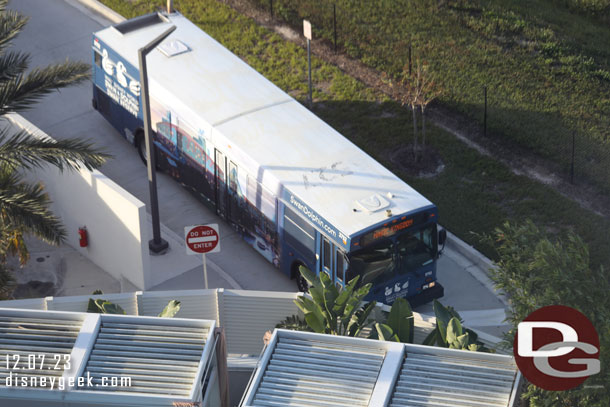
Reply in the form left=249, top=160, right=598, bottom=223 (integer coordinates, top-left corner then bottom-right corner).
left=438, top=228, right=447, bottom=247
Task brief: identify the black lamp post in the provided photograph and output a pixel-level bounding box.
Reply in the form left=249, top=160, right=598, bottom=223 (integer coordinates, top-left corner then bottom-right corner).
left=138, top=24, right=176, bottom=254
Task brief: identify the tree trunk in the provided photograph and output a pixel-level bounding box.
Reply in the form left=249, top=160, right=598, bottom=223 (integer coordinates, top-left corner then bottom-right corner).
left=421, top=105, right=426, bottom=150
left=411, top=105, right=418, bottom=157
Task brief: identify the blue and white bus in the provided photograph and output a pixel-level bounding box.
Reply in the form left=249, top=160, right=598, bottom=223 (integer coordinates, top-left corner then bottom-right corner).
left=91, top=11, right=445, bottom=305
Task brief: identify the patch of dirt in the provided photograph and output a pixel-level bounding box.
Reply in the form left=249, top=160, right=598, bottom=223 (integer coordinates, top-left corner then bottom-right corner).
left=390, top=145, right=445, bottom=178
left=275, top=24, right=299, bottom=41
left=12, top=280, right=55, bottom=299
left=224, top=0, right=610, bottom=219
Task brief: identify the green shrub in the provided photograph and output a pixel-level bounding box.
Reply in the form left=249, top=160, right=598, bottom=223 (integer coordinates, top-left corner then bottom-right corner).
left=483, top=221, right=610, bottom=406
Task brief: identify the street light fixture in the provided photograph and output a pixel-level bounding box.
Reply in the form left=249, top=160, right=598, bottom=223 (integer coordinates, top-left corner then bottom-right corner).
left=138, top=24, right=176, bottom=254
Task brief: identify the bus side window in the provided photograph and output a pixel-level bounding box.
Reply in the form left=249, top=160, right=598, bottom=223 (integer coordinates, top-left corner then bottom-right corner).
left=94, top=51, right=102, bottom=67
left=283, top=207, right=315, bottom=260
left=246, top=175, right=276, bottom=224
left=199, top=137, right=206, bottom=167
left=177, top=132, right=183, bottom=153
left=229, top=161, right=237, bottom=193
left=336, top=250, right=345, bottom=285
left=323, top=238, right=331, bottom=271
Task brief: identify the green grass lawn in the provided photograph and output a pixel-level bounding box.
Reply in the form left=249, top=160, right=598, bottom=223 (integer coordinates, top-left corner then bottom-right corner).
left=251, top=0, right=610, bottom=196
left=99, top=0, right=610, bottom=269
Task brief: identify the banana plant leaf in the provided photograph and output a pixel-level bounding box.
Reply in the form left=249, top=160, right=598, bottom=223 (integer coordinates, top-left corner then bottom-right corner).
left=374, top=323, right=399, bottom=342
left=158, top=300, right=181, bottom=318
left=348, top=300, right=376, bottom=337
left=386, top=297, right=414, bottom=343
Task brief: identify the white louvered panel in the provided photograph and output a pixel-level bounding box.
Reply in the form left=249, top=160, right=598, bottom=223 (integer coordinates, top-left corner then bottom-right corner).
left=390, top=348, right=518, bottom=407
left=0, top=315, right=82, bottom=388
left=79, top=320, right=209, bottom=397
left=138, top=290, right=217, bottom=320
left=47, top=293, right=137, bottom=315
left=252, top=336, right=386, bottom=407
left=222, top=291, right=300, bottom=355
left=0, top=298, right=47, bottom=310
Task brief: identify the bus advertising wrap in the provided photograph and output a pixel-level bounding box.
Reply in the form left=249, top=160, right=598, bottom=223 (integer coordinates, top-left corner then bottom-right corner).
left=92, top=36, right=142, bottom=119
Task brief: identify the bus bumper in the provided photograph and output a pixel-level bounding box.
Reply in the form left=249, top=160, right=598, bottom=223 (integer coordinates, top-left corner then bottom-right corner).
left=409, top=283, right=444, bottom=308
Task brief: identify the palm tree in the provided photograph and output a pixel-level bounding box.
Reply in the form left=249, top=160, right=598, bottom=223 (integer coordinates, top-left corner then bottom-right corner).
left=0, top=1, right=110, bottom=297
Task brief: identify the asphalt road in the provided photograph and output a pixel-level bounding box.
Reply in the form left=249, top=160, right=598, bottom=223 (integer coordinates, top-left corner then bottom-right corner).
left=9, top=0, right=508, bottom=334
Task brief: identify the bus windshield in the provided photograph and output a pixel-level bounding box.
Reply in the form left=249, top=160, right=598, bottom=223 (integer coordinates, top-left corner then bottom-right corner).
left=349, top=224, right=437, bottom=286
left=397, top=224, right=437, bottom=272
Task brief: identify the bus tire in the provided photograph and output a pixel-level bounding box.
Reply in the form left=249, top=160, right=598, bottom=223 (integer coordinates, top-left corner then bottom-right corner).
left=292, top=262, right=308, bottom=293
left=296, top=274, right=308, bottom=293
left=135, top=132, right=147, bottom=165
left=136, top=131, right=160, bottom=170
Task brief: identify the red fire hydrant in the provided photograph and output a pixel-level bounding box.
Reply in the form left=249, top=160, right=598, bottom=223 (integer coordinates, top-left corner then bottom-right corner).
left=78, top=227, right=88, bottom=248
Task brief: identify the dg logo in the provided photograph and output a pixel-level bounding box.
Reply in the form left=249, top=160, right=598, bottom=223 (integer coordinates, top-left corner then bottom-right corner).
left=514, top=305, right=600, bottom=391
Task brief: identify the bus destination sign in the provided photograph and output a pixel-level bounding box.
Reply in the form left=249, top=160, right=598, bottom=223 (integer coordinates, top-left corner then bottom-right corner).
left=360, top=218, right=414, bottom=247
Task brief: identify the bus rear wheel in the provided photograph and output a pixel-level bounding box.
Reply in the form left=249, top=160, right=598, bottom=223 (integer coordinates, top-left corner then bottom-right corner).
left=136, top=132, right=148, bottom=165
left=136, top=132, right=161, bottom=170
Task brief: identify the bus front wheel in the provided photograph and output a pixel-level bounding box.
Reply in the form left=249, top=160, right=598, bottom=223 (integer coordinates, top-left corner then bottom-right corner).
left=296, top=274, right=308, bottom=293
left=292, top=262, right=309, bottom=293
left=295, top=270, right=309, bottom=293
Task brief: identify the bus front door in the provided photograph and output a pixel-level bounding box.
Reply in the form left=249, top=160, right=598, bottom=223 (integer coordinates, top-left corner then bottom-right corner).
left=214, top=149, right=227, bottom=219
left=321, top=237, right=333, bottom=281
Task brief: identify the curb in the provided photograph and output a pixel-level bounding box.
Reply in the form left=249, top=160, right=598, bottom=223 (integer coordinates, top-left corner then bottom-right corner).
left=75, top=0, right=124, bottom=23
left=444, top=229, right=510, bottom=308
left=445, top=229, right=495, bottom=271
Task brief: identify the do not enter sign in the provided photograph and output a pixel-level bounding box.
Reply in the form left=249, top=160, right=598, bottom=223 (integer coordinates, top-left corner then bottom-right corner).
left=185, top=224, right=220, bottom=255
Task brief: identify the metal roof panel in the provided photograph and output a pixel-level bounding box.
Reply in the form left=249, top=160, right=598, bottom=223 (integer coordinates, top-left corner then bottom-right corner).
left=241, top=330, right=521, bottom=407
left=0, top=308, right=217, bottom=406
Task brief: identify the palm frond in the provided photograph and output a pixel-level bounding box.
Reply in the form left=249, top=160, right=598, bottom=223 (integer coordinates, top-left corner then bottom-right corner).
left=0, top=219, right=29, bottom=265
left=0, top=262, right=15, bottom=300
left=0, top=128, right=110, bottom=172
left=0, top=60, right=90, bottom=115
left=0, top=171, right=66, bottom=245
left=0, top=50, right=29, bottom=82
left=0, top=6, right=28, bottom=55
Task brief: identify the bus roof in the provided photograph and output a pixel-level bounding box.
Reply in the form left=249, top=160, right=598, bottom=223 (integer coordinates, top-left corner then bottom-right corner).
left=94, top=12, right=434, bottom=240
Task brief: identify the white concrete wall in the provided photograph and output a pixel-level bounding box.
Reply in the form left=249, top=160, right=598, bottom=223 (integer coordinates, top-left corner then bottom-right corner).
left=7, top=115, right=151, bottom=289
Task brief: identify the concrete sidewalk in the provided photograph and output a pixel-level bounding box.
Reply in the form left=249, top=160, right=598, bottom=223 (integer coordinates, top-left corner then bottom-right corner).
left=8, top=218, right=242, bottom=299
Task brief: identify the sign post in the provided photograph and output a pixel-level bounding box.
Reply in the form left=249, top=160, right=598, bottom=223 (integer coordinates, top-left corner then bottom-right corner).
left=185, top=224, right=221, bottom=289
left=303, top=20, right=312, bottom=109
